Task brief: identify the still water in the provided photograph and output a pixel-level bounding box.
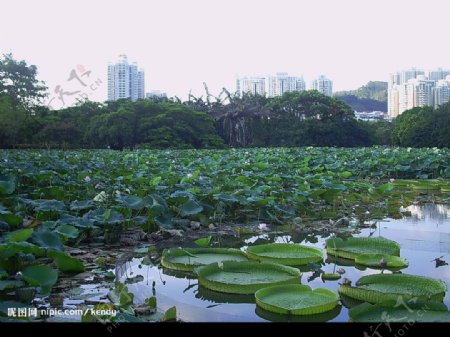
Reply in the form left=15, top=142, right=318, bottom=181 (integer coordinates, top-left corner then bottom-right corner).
left=116, top=203, right=450, bottom=322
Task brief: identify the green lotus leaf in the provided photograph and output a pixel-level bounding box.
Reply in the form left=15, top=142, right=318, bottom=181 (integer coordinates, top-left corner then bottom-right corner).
left=255, top=284, right=340, bottom=315
left=0, top=174, right=16, bottom=195
left=54, top=224, right=79, bottom=239
left=195, top=261, right=301, bottom=294
left=355, top=253, right=409, bottom=269
left=22, top=264, right=58, bottom=295
left=326, top=237, right=400, bottom=260
left=33, top=199, right=66, bottom=212
left=0, top=213, right=22, bottom=227
left=349, top=301, right=450, bottom=322
left=180, top=199, right=203, bottom=216
left=116, top=195, right=144, bottom=210
left=247, top=243, right=323, bottom=266
left=48, top=251, right=85, bottom=272
left=339, top=273, right=447, bottom=304
left=5, top=228, right=33, bottom=242
left=161, top=248, right=248, bottom=271
left=70, top=199, right=94, bottom=211
left=31, top=229, right=64, bottom=251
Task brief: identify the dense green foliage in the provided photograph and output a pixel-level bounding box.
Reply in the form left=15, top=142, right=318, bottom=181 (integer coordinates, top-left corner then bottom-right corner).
left=392, top=103, right=450, bottom=148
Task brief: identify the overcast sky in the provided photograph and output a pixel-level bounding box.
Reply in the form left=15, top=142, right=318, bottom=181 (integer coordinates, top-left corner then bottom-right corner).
left=1, top=0, right=450, bottom=107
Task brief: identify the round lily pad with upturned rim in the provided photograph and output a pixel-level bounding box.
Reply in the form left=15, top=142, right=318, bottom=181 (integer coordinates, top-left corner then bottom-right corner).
left=355, top=253, right=408, bottom=269
left=161, top=248, right=248, bottom=272
left=326, top=237, right=400, bottom=260
left=338, top=273, right=447, bottom=304
left=255, top=284, right=340, bottom=315
left=247, top=243, right=323, bottom=266
left=195, top=261, right=301, bottom=294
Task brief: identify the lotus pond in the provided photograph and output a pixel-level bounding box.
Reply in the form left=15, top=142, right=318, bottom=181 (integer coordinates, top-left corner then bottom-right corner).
left=113, top=203, right=450, bottom=322
left=0, top=147, right=450, bottom=322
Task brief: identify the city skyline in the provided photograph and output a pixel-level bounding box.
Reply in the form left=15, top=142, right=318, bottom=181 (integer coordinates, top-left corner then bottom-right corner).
left=1, top=0, right=450, bottom=105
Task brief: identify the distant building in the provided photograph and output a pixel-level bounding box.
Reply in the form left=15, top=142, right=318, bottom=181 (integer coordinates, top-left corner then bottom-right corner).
left=434, top=77, right=450, bottom=108
left=312, top=75, right=333, bottom=96
left=236, top=72, right=306, bottom=97
left=388, top=68, right=450, bottom=118
left=238, top=76, right=266, bottom=96
left=146, top=90, right=167, bottom=99
left=266, top=72, right=305, bottom=97
left=107, top=54, right=145, bottom=101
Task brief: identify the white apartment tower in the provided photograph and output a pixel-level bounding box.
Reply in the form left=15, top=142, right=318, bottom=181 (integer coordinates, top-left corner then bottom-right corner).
left=434, top=76, right=450, bottom=108
left=389, top=68, right=450, bottom=118
left=312, top=75, right=333, bottom=96
left=238, top=77, right=266, bottom=96
left=266, top=72, right=305, bottom=97
left=108, top=55, right=145, bottom=101
left=237, top=73, right=306, bottom=97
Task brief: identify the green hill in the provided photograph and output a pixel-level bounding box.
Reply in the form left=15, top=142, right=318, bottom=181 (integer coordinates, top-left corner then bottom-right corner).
left=334, top=81, right=388, bottom=112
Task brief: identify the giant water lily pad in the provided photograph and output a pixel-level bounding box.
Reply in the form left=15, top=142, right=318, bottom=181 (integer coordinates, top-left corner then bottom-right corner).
left=326, top=237, right=400, bottom=260
left=255, top=284, right=339, bottom=315
left=339, top=273, right=447, bottom=304
left=247, top=243, right=323, bottom=266
left=161, top=248, right=248, bottom=271
left=355, top=254, right=408, bottom=269
left=195, top=261, right=301, bottom=294
left=349, top=301, right=450, bottom=322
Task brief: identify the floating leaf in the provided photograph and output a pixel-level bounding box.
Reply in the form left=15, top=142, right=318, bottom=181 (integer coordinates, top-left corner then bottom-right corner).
left=339, top=273, right=447, bottom=304
left=195, top=261, right=301, bottom=294
left=326, top=237, right=400, bottom=260
left=145, top=296, right=157, bottom=309
left=161, top=248, right=248, bottom=272
left=355, top=253, right=409, bottom=269
left=247, top=243, right=323, bottom=266
left=255, top=284, right=339, bottom=315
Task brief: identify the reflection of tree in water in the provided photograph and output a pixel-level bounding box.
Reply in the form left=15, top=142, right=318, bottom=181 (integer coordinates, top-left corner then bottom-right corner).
left=405, top=204, right=450, bottom=224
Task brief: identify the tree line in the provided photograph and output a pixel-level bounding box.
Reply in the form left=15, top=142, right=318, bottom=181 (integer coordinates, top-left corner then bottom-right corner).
left=1, top=54, right=448, bottom=149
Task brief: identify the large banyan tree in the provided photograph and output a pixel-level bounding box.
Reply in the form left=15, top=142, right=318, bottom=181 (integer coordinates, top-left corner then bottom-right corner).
left=186, top=85, right=370, bottom=148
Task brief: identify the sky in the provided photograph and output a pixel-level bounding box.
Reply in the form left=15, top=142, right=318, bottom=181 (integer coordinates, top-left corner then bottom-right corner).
left=1, top=0, right=450, bottom=107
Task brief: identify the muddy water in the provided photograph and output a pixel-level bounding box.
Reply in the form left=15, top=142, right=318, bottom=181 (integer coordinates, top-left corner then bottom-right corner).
left=116, top=203, right=450, bottom=322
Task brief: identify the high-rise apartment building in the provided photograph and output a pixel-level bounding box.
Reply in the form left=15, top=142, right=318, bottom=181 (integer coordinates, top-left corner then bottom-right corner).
left=388, top=68, right=450, bottom=118
left=107, top=55, right=145, bottom=101
left=236, top=73, right=306, bottom=97
left=238, top=77, right=266, bottom=96
left=434, top=77, right=450, bottom=108
left=311, top=75, right=333, bottom=96
left=266, top=72, right=305, bottom=97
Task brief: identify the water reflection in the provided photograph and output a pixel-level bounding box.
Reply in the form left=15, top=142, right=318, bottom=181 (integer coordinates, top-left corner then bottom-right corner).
left=115, top=203, right=450, bottom=322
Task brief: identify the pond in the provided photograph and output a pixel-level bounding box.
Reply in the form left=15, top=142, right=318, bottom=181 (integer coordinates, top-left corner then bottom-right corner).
left=115, top=203, right=450, bottom=322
